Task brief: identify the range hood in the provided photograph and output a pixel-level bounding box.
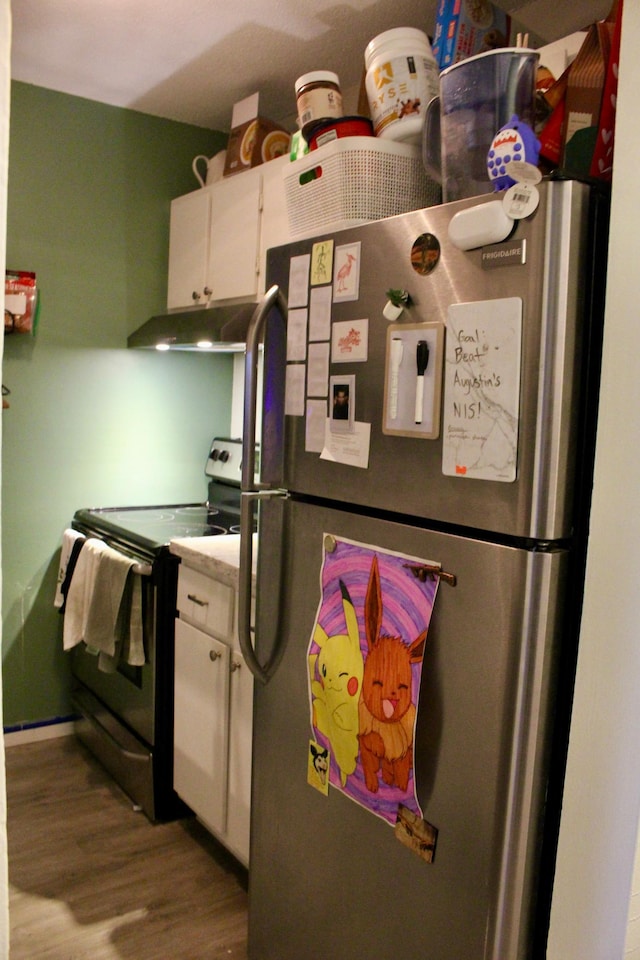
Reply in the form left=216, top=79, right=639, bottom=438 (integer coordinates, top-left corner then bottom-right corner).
left=127, top=300, right=257, bottom=352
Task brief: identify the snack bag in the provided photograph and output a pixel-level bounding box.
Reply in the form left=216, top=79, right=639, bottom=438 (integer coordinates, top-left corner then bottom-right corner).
left=5, top=270, right=39, bottom=334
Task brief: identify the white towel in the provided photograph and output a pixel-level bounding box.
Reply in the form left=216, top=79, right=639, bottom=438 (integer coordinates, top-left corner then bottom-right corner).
left=122, top=573, right=145, bottom=667
left=84, top=544, right=135, bottom=659
left=54, top=528, right=85, bottom=608
left=63, top=539, right=110, bottom=651
left=63, top=537, right=148, bottom=669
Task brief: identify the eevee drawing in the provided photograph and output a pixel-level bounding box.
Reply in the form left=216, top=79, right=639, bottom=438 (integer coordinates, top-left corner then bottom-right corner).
left=358, top=555, right=427, bottom=794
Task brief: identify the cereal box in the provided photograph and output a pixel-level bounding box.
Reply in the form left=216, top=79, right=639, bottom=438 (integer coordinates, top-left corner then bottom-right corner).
left=432, top=0, right=511, bottom=71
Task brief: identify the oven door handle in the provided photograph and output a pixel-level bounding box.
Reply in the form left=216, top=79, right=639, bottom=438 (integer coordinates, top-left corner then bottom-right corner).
left=240, top=285, right=289, bottom=685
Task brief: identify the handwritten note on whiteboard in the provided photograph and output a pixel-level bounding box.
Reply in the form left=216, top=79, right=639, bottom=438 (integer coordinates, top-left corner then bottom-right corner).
left=442, top=298, right=522, bottom=483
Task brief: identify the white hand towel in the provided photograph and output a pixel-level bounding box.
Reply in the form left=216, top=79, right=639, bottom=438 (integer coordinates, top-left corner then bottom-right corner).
left=124, top=573, right=145, bottom=667
left=54, top=529, right=85, bottom=608
left=63, top=539, right=109, bottom=651
left=84, top=544, right=135, bottom=658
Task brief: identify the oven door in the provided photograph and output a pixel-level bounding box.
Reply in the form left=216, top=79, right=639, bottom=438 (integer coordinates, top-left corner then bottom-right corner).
left=70, top=565, right=156, bottom=745
left=69, top=565, right=162, bottom=821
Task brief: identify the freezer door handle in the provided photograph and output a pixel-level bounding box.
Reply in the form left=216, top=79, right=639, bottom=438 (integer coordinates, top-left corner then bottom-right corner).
left=240, top=284, right=289, bottom=684
left=242, top=283, right=288, bottom=491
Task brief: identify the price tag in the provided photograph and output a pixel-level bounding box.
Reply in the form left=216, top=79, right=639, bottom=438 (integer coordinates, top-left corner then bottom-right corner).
left=503, top=181, right=540, bottom=220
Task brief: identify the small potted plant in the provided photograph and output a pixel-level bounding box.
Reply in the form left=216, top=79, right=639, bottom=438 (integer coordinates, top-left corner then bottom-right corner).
left=383, top=288, right=412, bottom=321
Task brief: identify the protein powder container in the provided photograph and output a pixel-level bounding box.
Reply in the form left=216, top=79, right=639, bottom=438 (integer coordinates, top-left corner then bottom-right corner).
left=295, top=71, right=344, bottom=142
left=364, top=28, right=439, bottom=144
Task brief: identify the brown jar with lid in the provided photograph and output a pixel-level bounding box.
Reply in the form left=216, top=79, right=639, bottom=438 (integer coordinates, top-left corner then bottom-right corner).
left=295, top=71, right=343, bottom=142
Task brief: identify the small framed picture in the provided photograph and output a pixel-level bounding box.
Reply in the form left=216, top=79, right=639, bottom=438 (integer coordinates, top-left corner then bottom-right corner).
left=329, top=375, right=355, bottom=433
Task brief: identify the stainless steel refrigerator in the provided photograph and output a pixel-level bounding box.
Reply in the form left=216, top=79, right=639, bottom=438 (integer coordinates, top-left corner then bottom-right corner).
left=237, top=178, right=609, bottom=960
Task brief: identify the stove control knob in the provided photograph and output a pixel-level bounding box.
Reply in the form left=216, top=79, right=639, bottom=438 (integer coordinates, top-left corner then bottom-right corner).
left=219, top=450, right=230, bottom=463
left=209, top=449, right=219, bottom=460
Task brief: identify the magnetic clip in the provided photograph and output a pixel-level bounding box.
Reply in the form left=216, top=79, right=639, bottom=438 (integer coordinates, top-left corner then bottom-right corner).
left=403, top=562, right=457, bottom=587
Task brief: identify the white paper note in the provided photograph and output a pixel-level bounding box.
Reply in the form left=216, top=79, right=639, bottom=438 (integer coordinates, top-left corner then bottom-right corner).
left=287, top=308, right=308, bottom=362
left=305, top=400, right=328, bottom=452
left=288, top=254, right=311, bottom=308
left=307, top=342, right=330, bottom=398
left=285, top=364, right=306, bottom=417
left=309, top=285, right=332, bottom=342
left=320, top=421, right=371, bottom=469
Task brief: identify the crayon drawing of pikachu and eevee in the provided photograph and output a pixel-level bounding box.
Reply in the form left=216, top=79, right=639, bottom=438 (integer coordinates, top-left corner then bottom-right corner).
left=308, top=545, right=437, bottom=824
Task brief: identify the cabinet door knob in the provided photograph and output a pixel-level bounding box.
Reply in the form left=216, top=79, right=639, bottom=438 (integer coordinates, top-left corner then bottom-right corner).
left=192, top=290, right=201, bottom=301
left=209, top=650, right=220, bottom=662
left=230, top=660, right=241, bottom=672
left=203, top=286, right=212, bottom=297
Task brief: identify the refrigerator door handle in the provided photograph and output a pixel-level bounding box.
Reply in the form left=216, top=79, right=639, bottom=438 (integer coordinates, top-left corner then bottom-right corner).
left=240, top=284, right=289, bottom=684
left=238, top=488, right=288, bottom=684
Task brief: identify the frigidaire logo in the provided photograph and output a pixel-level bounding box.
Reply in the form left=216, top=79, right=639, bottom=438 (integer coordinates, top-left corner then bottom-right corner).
left=481, top=239, right=527, bottom=269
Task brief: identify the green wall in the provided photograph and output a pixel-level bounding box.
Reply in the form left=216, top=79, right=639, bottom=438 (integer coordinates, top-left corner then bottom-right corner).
left=2, top=82, right=231, bottom=728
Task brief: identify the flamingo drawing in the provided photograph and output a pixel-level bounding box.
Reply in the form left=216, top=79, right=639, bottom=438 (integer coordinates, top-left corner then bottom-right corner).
left=336, top=253, right=357, bottom=293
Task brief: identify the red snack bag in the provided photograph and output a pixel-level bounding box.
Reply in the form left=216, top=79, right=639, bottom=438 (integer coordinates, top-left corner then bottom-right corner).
left=5, top=270, right=38, bottom=334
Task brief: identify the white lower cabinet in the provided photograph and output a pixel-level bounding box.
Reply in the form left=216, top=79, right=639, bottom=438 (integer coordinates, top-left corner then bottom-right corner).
left=173, top=563, right=253, bottom=866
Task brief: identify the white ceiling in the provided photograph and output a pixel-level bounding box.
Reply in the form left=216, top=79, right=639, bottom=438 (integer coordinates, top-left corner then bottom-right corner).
left=10, top=0, right=612, bottom=132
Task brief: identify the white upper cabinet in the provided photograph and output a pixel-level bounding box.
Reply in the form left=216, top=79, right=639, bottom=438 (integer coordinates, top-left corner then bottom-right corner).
left=167, top=188, right=212, bottom=308
left=207, top=169, right=262, bottom=302
left=258, top=153, right=291, bottom=290
left=166, top=155, right=290, bottom=310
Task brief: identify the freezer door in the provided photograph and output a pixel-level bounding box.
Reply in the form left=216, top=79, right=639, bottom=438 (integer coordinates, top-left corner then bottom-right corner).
left=248, top=499, right=566, bottom=960
left=262, top=179, right=606, bottom=541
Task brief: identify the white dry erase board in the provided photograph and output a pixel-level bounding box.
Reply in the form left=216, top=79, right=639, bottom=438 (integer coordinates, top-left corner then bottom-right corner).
left=442, top=298, right=522, bottom=482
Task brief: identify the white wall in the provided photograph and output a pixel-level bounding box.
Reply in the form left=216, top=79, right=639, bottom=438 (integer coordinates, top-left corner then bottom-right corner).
left=548, top=3, right=640, bottom=957
left=0, top=1, right=10, bottom=955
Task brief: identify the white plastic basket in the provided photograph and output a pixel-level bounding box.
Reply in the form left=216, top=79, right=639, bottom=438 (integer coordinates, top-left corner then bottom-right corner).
left=283, top=136, right=441, bottom=238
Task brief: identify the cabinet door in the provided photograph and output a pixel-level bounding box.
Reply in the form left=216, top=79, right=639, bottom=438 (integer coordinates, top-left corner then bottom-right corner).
left=174, top=617, right=230, bottom=836
left=226, top=651, right=254, bottom=866
left=208, top=170, right=261, bottom=301
left=167, top=190, right=212, bottom=309
left=258, top=155, right=291, bottom=295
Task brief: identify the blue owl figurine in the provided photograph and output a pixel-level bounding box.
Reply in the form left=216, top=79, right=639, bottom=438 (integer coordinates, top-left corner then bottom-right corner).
left=486, top=115, right=540, bottom=191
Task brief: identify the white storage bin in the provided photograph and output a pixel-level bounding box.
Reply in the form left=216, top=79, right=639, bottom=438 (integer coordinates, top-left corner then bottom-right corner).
left=283, top=136, right=441, bottom=238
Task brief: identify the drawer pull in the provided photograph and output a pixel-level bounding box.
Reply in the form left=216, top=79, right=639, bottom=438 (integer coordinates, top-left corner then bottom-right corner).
left=230, top=660, right=241, bottom=672
left=188, top=593, right=208, bottom=607
left=209, top=650, right=220, bottom=662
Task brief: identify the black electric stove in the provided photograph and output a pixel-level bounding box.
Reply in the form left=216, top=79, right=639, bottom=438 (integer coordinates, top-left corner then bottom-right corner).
left=68, top=437, right=248, bottom=822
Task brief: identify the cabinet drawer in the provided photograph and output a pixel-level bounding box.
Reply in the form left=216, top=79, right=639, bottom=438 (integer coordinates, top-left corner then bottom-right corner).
left=176, top=564, right=235, bottom=641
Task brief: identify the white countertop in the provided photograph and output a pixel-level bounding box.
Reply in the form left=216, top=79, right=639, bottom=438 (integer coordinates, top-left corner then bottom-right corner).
left=169, top=533, right=257, bottom=587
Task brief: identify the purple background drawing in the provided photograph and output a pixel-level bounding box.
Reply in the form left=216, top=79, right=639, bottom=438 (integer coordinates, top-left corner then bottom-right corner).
left=308, top=538, right=438, bottom=825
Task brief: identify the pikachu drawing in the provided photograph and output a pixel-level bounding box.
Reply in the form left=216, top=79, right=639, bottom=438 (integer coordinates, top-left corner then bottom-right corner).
left=309, top=580, right=364, bottom=787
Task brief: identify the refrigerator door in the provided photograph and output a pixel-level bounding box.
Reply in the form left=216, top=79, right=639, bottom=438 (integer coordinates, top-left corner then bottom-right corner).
left=249, top=498, right=566, bottom=960
left=262, top=179, right=606, bottom=542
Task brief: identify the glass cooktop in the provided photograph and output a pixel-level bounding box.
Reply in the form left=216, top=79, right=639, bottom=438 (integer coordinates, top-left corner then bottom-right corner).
left=73, top=503, right=240, bottom=553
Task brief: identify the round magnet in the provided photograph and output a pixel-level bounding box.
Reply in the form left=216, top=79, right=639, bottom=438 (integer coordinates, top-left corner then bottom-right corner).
left=323, top=534, right=337, bottom=553
left=411, top=233, right=441, bottom=275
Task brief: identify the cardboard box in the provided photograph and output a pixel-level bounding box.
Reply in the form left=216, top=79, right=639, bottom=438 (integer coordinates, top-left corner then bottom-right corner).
left=561, top=17, right=614, bottom=176
left=223, top=93, right=290, bottom=177
left=432, top=0, right=511, bottom=71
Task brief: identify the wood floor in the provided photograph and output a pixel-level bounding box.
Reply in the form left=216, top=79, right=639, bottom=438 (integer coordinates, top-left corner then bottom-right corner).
left=5, top=735, right=248, bottom=960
